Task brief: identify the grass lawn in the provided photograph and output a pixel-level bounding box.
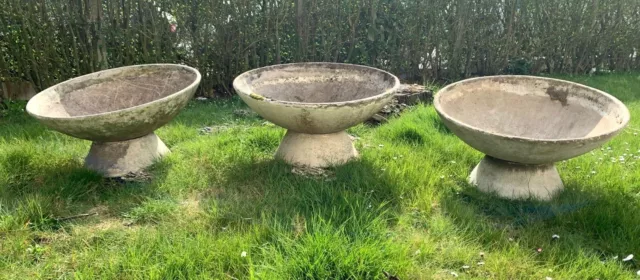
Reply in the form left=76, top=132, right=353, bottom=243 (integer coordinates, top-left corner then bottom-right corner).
left=1, top=73, right=640, bottom=279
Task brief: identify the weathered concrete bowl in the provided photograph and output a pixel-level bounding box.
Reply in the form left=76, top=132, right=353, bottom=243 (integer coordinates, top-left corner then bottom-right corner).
left=233, top=63, right=400, bottom=167
left=27, top=64, right=201, bottom=177
left=435, top=75, right=630, bottom=200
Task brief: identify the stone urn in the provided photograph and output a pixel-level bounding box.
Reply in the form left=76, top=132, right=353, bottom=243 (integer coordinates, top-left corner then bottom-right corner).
left=26, top=64, right=201, bottom=177
left=233, top=63, right=400, bottom=167
left=434, top=76, right=630, bottom=200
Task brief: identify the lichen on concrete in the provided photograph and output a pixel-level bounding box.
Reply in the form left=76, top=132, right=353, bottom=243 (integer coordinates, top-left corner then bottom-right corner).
left=26, top=64, right=202, bottom=177
left=233, top=62, right=400, bottom=167
left=435, top=75, right=630, bottom=200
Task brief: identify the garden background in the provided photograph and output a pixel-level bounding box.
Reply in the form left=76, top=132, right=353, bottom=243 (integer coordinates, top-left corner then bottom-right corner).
left=2, top=0, right=640, bottom=97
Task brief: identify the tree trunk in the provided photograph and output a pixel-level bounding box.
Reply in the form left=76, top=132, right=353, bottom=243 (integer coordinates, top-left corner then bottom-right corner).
left=296, top=0, right=307, bottom=61
left=87, top=0, right=107, bottom=70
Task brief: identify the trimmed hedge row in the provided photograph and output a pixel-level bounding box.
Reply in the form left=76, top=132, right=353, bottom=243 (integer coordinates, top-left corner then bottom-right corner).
left=1, top=0, right=639, bottom=96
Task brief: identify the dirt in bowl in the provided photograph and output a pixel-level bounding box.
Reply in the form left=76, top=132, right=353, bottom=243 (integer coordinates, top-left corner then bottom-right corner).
left=441, top=91, right=619, bottom=140
left=60, top=69, right=196, bottom=116
left=243, top=64, right=397, bottom=103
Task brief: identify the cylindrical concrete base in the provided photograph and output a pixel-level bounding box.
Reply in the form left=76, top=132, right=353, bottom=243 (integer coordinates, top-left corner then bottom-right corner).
left=275, top=130, right=358, bottom=168
left=469, top=156, right=563, bottom=201
left=85, top=133, right=170, bottom=177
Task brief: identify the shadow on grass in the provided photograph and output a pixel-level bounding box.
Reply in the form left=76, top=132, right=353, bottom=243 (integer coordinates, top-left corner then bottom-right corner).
left=0, top=98, right=253, bottom=223
left=201, top=157, right=404, bottom=235
left=0, top=147, right=175, bottom=230
left=440, top=178, right=640, bottom=271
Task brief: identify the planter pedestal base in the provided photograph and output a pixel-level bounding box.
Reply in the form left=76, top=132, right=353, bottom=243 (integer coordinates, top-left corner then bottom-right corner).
left=469, top=156, right=563, bottom=201
left=85, top=133, right=169, bottom=177
left=275, top=130, right=358, bottom=168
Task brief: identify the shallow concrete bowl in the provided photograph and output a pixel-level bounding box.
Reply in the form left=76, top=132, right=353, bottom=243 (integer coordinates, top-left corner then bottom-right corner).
left=234, top=63, right=400, bottom=134
left=434, top=75, right=630, bottom=200
left=27, top=64, right=201, bottom=142
left=233, top=63, right=400, bottom=167
left=26, top=64, right=201, bottom=177
left=435, top=75, right=630, bottom=164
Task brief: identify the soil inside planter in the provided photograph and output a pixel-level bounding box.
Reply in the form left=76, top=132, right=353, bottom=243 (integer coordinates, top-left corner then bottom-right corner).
left=61, top=69, right=195, bottom=116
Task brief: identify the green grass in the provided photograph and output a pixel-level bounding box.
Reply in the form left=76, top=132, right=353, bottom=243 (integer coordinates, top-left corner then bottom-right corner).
left=1, top=73, right=640, bottom=279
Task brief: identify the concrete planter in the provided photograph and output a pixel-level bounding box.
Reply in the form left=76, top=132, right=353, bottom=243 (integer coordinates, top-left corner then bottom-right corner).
left=435, top=75, right=630, bottom=200
left=26, top=64, right=201, bottom=177
left=234, top=63, right=400, bottom=168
